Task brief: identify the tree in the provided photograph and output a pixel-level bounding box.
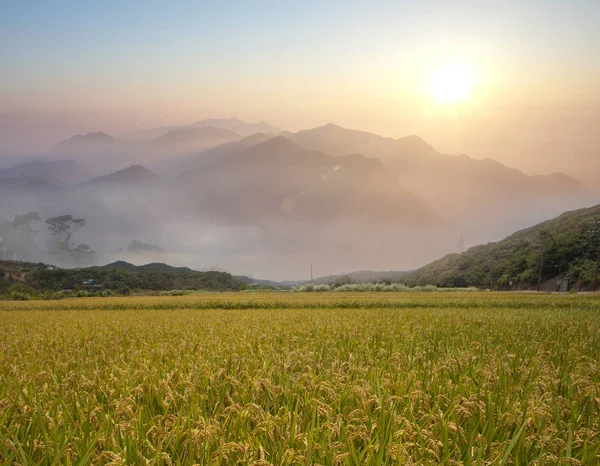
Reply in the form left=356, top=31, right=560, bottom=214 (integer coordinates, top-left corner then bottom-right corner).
left=45, top=215, right=86, bottom=257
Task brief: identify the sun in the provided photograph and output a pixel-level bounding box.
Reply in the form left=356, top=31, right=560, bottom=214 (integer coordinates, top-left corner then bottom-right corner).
left=428, top=65, right=475, bottom=104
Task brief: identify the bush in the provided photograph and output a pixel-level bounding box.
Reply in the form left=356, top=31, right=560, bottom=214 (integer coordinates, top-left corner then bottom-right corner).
left=10, top=290, right=31, bottom=301
left=292, top=283, right=480, bottom=292
left=159, top=290, right=193, bottom=296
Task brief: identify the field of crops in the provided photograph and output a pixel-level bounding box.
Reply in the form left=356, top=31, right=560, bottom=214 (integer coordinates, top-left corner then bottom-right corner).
left=2, top=293, right=600, bottom=465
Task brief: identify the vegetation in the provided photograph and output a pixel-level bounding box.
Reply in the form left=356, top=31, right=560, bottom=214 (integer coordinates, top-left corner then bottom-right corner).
left=0, top=260, right=242, bottom=299
left=293, top=283, right=479, bottom=292
left=1, top=292, right=600, bottom=464
left=403, top=205, right=600, bottom=289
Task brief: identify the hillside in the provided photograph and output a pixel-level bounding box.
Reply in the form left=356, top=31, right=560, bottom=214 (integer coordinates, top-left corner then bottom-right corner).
left=309, top=270, right=410, bottom=285
left=402, top=204, right=600, bottom=290
left=103, top=261, right=194, bottom=274
left=152, top=132, right=275, bottom=175
left=288, top=124, right=438, bottom=159
left=287, top=124, right=590, bottom=235
left=0, top=160, right=92, bottom=184
left=0, top=174, right=66, bottom=192
left=186, top=118, right=281, bottom=136
left=86, top=165, right=159, bottom=186
left=122, top=118, right=281, bottom=141
left=175, top=135, right=437, bottom=224
left=152, top=126, right=241, bottom=153
left=0, top=260, right=243, bottom=296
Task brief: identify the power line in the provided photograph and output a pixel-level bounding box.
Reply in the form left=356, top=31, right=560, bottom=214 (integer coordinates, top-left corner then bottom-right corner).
left=458, top=233, right=464, bottom=253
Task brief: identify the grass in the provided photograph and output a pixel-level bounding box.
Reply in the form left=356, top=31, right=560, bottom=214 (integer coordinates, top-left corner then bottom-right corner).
left=1, top=292, right=600, bottom=464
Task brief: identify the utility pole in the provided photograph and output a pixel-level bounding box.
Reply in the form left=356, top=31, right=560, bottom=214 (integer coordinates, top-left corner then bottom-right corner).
left=594, top=245, right=600, bottom=293
left=537, top=242, right=545, bottom=292
left=310, top=264, right=313, bottom=284
left=589, top=221, right=600, bottom=293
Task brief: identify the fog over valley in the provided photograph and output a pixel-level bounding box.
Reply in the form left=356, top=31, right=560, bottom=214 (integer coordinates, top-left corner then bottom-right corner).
left=1, top=118, right=597, bottom=280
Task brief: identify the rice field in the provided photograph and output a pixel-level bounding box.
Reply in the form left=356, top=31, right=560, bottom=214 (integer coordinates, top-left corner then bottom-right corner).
left=1, top=292, right=600, bottom=465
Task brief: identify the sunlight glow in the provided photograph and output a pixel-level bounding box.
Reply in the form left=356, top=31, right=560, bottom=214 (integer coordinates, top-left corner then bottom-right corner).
left=429, top=65, right=475, bottom=104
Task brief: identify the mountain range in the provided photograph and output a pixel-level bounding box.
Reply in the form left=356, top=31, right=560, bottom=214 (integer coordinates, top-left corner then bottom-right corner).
left=120, top=117, right=281, bottom=141
left=1, top=117, right=598, bottom=279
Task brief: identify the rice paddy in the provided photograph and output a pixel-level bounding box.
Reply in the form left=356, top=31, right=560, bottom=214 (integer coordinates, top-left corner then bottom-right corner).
left=1, top=292, right=600, bottom=465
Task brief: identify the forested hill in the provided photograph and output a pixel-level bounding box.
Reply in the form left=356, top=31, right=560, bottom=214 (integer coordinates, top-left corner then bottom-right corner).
left=402, top=204, right=600, bottom=289
left=0, top=260, right=243, bottom=298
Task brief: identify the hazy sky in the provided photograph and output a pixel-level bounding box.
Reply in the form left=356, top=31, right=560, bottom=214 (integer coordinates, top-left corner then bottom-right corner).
left=2, top=0, right=599, bottom=176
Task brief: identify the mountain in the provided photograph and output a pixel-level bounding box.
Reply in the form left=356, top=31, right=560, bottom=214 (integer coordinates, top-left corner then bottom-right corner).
left=152, top=126, right=241, bottom=154
left=151, top=132, right=275, bottom=175
left=120, top=125, right=179, bottom=141
left=187, top=118, right=281, bottom=136
left=401, top=204, right=600, bottom=290
left=102, top=261, right=194, bottom=274
left=0, top=159, right=92, bottom=184
left=51, top=126, right=247, bottom=171
left=309, top=270, right=410, bottom=285
left=287, top=123, right=590, bottom=234
left=176, top=135, right=437, bottom=224
left=86, top=165, right=159, bottom=186
left=52, top=132, right=120, bottom=152
left=0, top=174, right=66, bottom=192
left=121, top=118, right=281, bottom=141
left=50, top=132, right=139, bottom=171
left=288, top=123, right=438, bottom=159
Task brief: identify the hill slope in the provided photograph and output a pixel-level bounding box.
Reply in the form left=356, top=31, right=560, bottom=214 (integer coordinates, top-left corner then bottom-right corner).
left=186, top=118, right=281, bottom=136
left=86, top=165, right=159, bottom=186
left=0, top=160, right=92, bottom=184
left=103, top=261, right=194, bottom=274
left=152, top=126, right=241, bottom=153
left=287, top=124, right=589, bottom=235
left=402, top=204, right=600, bottom=289
left=175, top=135, right=437, bottom=224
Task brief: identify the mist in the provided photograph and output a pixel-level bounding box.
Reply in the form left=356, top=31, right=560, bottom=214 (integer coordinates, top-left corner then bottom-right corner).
left=2, top=0, right=599, bottom=281
left=1, top=116, right=598, bottom=281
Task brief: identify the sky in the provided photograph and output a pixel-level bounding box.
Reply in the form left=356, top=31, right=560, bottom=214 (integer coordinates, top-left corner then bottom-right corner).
left=1, top=0, right=600, bottom=177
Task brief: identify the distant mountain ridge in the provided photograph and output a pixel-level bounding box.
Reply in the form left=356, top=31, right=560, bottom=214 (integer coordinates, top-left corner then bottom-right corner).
left=86, top=165, right=159, bottom=186
left=284, top=123, right=590, bottom=235
left=50, top=122, right=259, bottom=172
left=173, top=135, right=438, bottom=224
left=103, top=261, right=194, bottom=274
left=0, top=159, right=92, bottom=184
left=186, top=118, right=281, bottom=136
left=287, top=123, right=439, bottom=159
left=121, top=118, right=281, bottom=141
